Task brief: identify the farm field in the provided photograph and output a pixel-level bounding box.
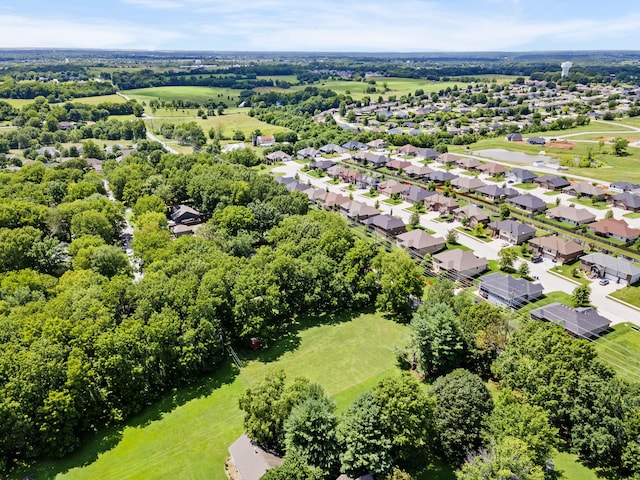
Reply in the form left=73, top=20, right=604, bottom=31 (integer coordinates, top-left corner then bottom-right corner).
left=123, top=86, right=242, bottom=107
left=17, top=312, right=409, bottom=480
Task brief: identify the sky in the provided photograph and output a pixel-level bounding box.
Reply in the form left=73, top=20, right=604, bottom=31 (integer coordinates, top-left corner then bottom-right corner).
left=1, top=0, right=639, bottom=52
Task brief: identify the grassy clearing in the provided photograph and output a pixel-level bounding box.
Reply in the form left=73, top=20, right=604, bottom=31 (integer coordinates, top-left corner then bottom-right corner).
left=146, top=112, right=290, bottom=138
left=123, top=86, right=241, bottom=107
left=452, top=136, right=640, bottom=183
left=20, top=312, right=410, bottom=480
left=623, top=211, right=640, bottom=219
left=1, top=94, right=127, bottom=109
left=610, top=284, right=640, bottom=308
left=593, top=323, right=640, bottom=384
left=553, top=451, right=598, bottom=480
left=549, top=261, right=589, bottom=286
left=519, top=291, right=575, bottom=313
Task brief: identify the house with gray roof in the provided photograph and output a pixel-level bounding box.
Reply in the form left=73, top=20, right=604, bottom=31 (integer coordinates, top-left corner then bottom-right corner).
left=563, top=182, right=606, bottom=200
left=404, top=164, right=434, bottom=178
left=342, top=141, right=367, bottom=151
left=319, top=143, right=346, bottom=154
left=610, top=181, right=640, bottom=194
left=612, top=192, right=640, bottom=212
left=580, top=252, right=640, bottom=285
left=488, top=219, right=536, bottom=245
left=265, top=150, right=292, bottom=163
left=426, top=171, right=458, bottom=184
left=506, top=168, right=537, bottom=183
left=170, top=205, right=202, bottom=225
left=450, top=176, right=487, bottom=192
left=309, top=159, right=336, bottom=171
left=534, top=175, right=570, bottom=190
left=396, top=230, right=446, bottom=256
left=547, top=205, right=596, bottom=225
left=530, top=302, right=611, bottom=338
left=479, top=273, right=543, bottom=309
left=401, top=185, right=434, bottom=204
left=508, top=194, right=548, bottom=213
left=475, top=184, right=518, bottom=202
left=476, top=162, right=507, bottom=176
left=297, top=147, right=321, bottom=159
left=363, top=214, right=406, bottom=237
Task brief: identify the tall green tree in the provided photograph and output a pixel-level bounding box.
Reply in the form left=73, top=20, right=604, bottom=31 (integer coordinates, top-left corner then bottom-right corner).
left=338, top=391, right=393, bottom=478
left=411, top=303, right=467, bottom=377
left=457, top=437, right=544, bottom=480
left=431, top=369, right=494, bottom=464
left=374, top=250, right=424, bottom=321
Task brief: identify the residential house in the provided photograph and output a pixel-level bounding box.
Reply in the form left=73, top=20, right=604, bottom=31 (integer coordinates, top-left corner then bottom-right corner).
left=528, top=236, right=584, bottom=264
left=401, top=185, right=433, bottom=204
left=506, top=133, right=523, bottom=142
left=172, top=223, right=200, bottom=237
left=338, top=169, right=362, bottom=185
left=424, top=194, right=460, bottom=214
left=358, top=175, right=381, bottom=191
left=320, top=191, right=351, bottom=209
left=396, top=230, right=446, bottom=256
left=415, top=147, right=439, bottom=160
left=265, top=150, right=292, bottom=163
left=326, top=165, right=345, bottom=179
left=506, top=168, right=537, bottom=183
left=309, top=160, right=336, bottom=171
left=475, top=184, right=518, bottom=202
left=378, top=179, right=408, bottom=197
left=436, top=153, right=461, bottom=165
left=612, top=192, right=640, bottom=212
left=426, top=171, right=458, bottom=184
left=587, top=218, right=640, bottom=243
left=479, top=273, right=543, bottom=309
left=170, top=205, right=202, bottom=225
left=256, top=135, right=275, bottom=147
left=508, top=194, right=548, bottom=213
left=404, top=164, right=434, bottom=178
left=534, top=175, right=570, bottom=190
left=530, top=302, right=611, bottom=338
left=453, top=205, right=490, bottom=228
left=476, top=162, right=507, bottom=176
left=366, top=139, right=386, bottom=150
left=580, top=252, right=640, bottom=285
left=397, top=144, right=419, bottom=156
left=319, top=143, right=346, bottom=155
left=455, top=157, right=482, bottom=170
left=610, top=181, right=640, bottom=194
left=386, top=159, right=412, bottom=171
left=487, top=219, right=536, bottom=244
left=341, top=201, right=380, bottom=221
left=527, top=136, right=546, bottom=145
left=363, top=214, right=407, bottom=237
left=562, top=182, right=606, bottom=200
left=547, top=205, right=596, bottom=225
left=450, top=176, right=487, bottom=192
left=297, top=147, right=321, bottom=159
left=342, top=140, right=368, bottom=151
left=432, top=249, right=488, bottom=281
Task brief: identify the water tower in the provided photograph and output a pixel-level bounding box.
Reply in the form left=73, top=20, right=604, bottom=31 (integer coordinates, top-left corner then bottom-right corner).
left=561, top=61, right=573, bottom=77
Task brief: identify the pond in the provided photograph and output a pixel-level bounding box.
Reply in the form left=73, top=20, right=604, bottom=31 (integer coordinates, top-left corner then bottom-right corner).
left=474, top=148, right=557, bottom=165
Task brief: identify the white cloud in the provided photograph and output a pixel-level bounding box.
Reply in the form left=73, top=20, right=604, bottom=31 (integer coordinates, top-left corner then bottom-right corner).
left=121, top=0, right=183, bottom=9
left=0, top=15, right=184, bottom=49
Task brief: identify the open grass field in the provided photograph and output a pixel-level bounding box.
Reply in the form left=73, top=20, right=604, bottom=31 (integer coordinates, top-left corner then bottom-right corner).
left=553, top=452, right=599, bottom=480
left=2, top=94, right=126, bottom=109
left=17, top=312, right=410, bottom=480
left=593, top=322, right=640, bottom=384
left=146, top=112, right=291, bottom=140
left=453, top=135, right=640, bottom=184
left=123, top=86, right=241, bottom=107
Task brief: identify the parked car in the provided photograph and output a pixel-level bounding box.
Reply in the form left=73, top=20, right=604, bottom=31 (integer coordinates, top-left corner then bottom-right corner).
left=599, top=278, right=610, bottom=286
left=531, top=255, right=543, bottom=263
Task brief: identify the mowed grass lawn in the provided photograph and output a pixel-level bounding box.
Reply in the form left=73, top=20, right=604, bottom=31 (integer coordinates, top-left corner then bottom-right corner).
left=2, top=94, right=126, bottom=109
left=594, top=322, right=640, bottom=384
left=123, top=86, right=241, bottom=107
left=19, top=312, right=410, bottom=480
left=147, top=112, right=291, bottom=139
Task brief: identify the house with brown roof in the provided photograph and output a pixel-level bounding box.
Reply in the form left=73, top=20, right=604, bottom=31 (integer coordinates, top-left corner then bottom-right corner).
left=563, top=182, right=606, bottom=200
left=386, top=159, right=412, bottom=171
left=404, top=164, right=434, bottom=178
left=341, top=201, right=380, bottom=220
left=265, top=150, right=292, bottom=163
left=424, top=194, right=460, bottom=214
left=455, top=157, right=482, bottom=170
left=453, top=205, right=490, bottom=228
left=587, top=218, right=640, bottom=243
left=547, top=205, right=596, bottom=225
left=256, top=135, right=275, bottom=147
left=339, top=169, right=362, bottom=185
left=528, top=236, right=584, bottom=264
left=432, top=249, right=488, bottom=280
left=367, top=139, right=386, bottom=150
left=450, top=176, right=487, bottom=192
left=319, top=191, right=351, bottom=209
left=396, top=230, right=446, bottom=256
left=378, top=179, right=408, bottom=197
left=488, top=219, right=536, bottom=245
left=476, top=162, right=507, bottom=176
left=436, top=153, right=461, bottom=165
left=397, top=144, right=419, bottom=155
